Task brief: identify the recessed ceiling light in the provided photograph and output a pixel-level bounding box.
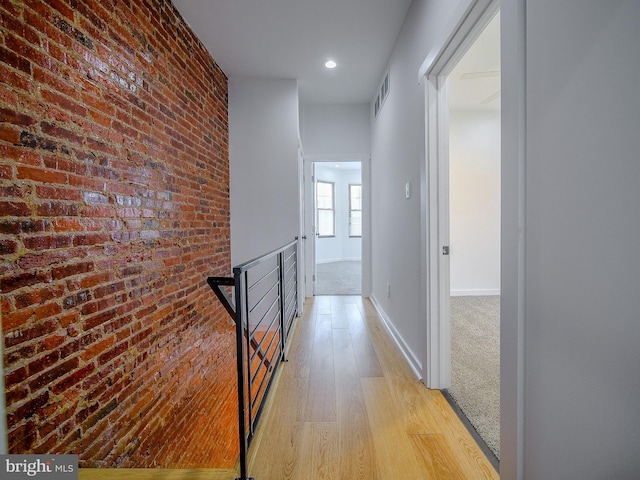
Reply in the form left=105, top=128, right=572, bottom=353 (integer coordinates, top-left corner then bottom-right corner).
left=324, top=59, right=337, bottom=69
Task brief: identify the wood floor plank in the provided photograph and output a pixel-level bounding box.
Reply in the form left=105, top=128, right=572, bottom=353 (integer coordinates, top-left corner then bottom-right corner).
left=247, top=297, right=497, bottom=480
left=315, top=296, right=332, bottom=315
left=330, top=301, right=349, bottom=329
left=282, top=305, right=314, bottom=379
left=429, top=391, right=499, bottom=479
left=361, top=377, right=425, bottom=479
left=295, top=422, right=339, bottom=480
left=304, top=313, right=336, bottom=422
left=347, top=307, right=384, bottom=378
left=333, top=328, right=380, bottom=480
left=79, top=469, right=238, bottom=480
left=248, top=376, right=308, bottom=480
left=409, top=434, right=468, bottom=479
left=363, top=313, right=444, bottom=435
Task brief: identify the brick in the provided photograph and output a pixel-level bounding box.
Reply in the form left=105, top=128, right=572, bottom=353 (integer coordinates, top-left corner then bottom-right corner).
left=17, top=165, right=67, bottom=184
left=62, top=289, right=91, bottom=309
left=0, top=45, right=31, bottom=74
left=4, top=318, right=59, bottom=348
left=52, top=261, right=94, bottom=280
left=36, top=202, right=79, bottom=217
left=23, top=235, right=72, bottom=251
left=27, top=351, right=60, bottom=377
left=14, top=285, right=65, bottom=309
left=17, top=250, right=72, bottom=270
left=0, top=201, right=32, bottom=217
left=0, top=107, right=37, bottom=126
left=2, top=0, right=234, bottom=466
left=73, top=233, right=109, bottom=246
left=81, top=336, right=115, bottom=361
left=33, top=296, right=63, bottom=321
left=0, top=271, right=50, bottom=293
left=7, top=392, right=50, bottom=428
left=29, top=357, right=80, bottom=392
left=97, top=340, right=128, bottom=366
left=52, top=363, right=96, bottom=395
left=41, top=90, right=87, bottom=117
left=2, top=308, right=34, bottom=332
left=0, top=219, right=50, bottom=235
left=0, top=239, right=19, bottom=254
left=82, top=315, right=114, bottom=339
left=36, top=185, right=82, bottom=201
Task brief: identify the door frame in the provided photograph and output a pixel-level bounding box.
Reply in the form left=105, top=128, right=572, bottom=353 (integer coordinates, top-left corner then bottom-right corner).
left=303, top=155, right=371, bottom=297
left=419, top=0, right=500, bottom=389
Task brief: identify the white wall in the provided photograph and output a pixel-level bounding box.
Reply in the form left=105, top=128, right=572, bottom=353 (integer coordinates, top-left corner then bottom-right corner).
left=315, top=164, right=362, bottom=263
left=449, top=110, right=500, bottom=296
left=373, top=0, right=640, bottom=477
left=502, top=0, right=640, bottom=478
left=299, top=103, right=372, bottom=295
left=369, top=0, right=458, bottom=373
left=228, top=78, right=300, bottom=265
left=300, top=103, right=370, bottom=159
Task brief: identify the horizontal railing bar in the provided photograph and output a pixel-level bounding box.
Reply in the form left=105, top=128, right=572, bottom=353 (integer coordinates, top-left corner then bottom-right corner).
left=284, top=293, right=296, bottom=318
left=284, top=300, right=295, bottom=320
left=248, top=281, right=279, bottom=318
left=250, top=333, right=280, bottom=388
left=247, top=263, right=279, bottom=294
left=283, top=262, right=296, bottom=281
left=283, top=248, right=296, bottom=264
left=250, top=307, right=280, bottom=354
left=250, top=346, right=279, bottom=413
left=250, top=294, right=280, bottom=337
left=233, top=239, right=297, bottom=275
left=247, top=353, right=282, bottom=442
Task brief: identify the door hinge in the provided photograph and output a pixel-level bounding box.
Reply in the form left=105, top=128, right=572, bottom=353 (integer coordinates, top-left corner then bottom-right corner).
left=442, top=246, right=450, bottom=255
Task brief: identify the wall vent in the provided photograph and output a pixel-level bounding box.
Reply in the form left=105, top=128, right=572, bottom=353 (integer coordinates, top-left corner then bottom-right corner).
left=374, top=69, right=390, bottom=118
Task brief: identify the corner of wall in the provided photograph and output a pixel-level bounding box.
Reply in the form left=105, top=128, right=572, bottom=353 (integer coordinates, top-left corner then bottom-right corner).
left=369, top=295, right=423, bottom=380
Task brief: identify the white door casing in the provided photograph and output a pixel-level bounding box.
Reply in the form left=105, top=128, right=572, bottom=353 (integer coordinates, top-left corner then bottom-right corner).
left=420, top=0, right=500, bottom=389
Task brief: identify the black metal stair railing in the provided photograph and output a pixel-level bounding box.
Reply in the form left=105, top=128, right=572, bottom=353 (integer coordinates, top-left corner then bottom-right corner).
left=207, top=239, right=299, bottom=480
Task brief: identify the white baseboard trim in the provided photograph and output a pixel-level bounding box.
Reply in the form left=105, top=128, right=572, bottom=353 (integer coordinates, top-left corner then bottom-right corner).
left=450, top=289, right=501, bottom=297
left=316, top=257, right=362, bottom=265
left=369, top=295, right=423, bottom=381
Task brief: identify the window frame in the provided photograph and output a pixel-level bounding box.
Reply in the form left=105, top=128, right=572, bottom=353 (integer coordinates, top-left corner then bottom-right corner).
left=316, top=180, right=335, bottom=238
left=349, top=183, right=362, bottom=238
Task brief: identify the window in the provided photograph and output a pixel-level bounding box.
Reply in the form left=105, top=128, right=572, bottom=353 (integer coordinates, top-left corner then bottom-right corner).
left=316, top=181, right=335, bottom=237
left=349, top=184, right=362, bottom=237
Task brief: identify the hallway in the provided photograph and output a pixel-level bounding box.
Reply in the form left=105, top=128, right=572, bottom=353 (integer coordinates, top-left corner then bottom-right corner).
left=248, top=296, right=498, bottom=479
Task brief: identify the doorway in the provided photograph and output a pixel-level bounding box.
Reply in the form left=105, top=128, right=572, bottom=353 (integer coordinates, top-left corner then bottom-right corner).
left=313, top=162, right=362, bottom=295
left=420, top=0, right=501, bottom=464
left=447, top=11, right=501, bottom=460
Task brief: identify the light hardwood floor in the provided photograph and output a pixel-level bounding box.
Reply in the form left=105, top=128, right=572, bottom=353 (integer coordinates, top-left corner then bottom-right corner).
left=80, top=295, right=498, bottom=480
left=248, top=295, right=498, bottom=479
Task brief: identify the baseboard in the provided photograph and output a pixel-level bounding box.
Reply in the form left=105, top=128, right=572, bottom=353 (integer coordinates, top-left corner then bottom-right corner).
left=316, top=258, right=361, bottom=264
left=369, top=295, right=423, bottom=381
left=450, top=289, right=500, bottom=297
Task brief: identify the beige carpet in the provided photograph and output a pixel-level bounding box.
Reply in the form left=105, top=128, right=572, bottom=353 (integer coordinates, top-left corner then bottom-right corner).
left=315, top=260, right=361, bottom=295
left=449, top=295, right=500, bottom=459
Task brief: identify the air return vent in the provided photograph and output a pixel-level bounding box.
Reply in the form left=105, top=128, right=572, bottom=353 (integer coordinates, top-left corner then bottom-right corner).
left=374, top=69, right=390, bottom=118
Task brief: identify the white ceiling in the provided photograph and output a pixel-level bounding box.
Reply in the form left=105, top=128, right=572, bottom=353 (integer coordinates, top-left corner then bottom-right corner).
left=172, top=0, right=412, bottom=104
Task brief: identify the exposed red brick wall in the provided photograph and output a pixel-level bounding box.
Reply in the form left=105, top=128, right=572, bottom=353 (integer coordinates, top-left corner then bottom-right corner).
left=0, top=0, right=238, bottom=468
